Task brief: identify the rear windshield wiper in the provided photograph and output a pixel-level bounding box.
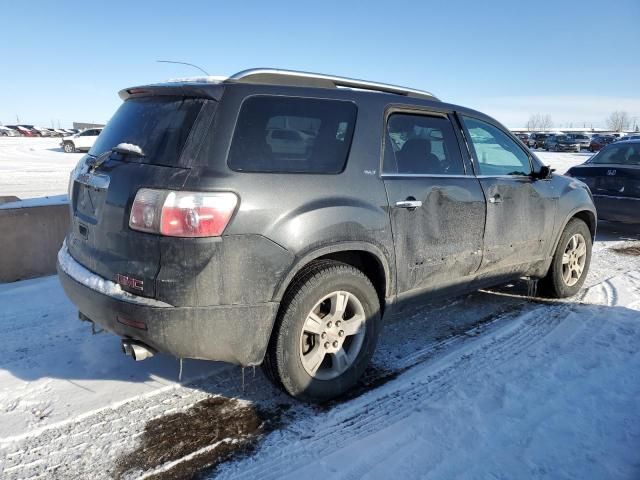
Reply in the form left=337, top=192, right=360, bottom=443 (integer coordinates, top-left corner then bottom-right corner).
left=87, top=143, right=146, bottom=172
left=112, top=143, right=145, bottom=157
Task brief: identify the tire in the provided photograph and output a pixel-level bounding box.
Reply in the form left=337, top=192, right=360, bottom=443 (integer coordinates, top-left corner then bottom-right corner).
left=263, top=260, right=382, bottom=402
left=63, top=142, right=75, bottom=153
left=540, top=218, right=592, bottom=298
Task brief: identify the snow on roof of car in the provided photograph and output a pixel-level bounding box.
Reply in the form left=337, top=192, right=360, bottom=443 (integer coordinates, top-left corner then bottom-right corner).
left=166, top=75, right=227, bottom=83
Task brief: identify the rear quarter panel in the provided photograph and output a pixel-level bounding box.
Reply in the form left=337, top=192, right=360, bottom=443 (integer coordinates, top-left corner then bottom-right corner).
left=179, top=84, right=396, bottom=305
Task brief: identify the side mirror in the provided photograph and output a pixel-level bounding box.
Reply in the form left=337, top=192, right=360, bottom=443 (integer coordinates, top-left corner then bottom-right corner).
left=533, top=165, right=553, bottom=180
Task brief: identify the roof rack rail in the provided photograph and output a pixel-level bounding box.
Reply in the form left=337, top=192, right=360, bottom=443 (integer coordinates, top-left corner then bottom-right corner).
left=226, top=68, right=439, bottom=101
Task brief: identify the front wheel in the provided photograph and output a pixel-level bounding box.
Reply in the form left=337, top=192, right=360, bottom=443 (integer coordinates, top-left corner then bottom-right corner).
left=263, top=260, right=381, bottom=402
left=63, top=142, right=75, bottom=153
left=540, top=218, right=592, bottom=298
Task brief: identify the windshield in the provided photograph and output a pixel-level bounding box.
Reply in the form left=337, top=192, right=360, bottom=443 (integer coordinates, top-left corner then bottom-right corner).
left=590, top=143, right=640, bottom=165
left=90, top=96, right=204, bottom=167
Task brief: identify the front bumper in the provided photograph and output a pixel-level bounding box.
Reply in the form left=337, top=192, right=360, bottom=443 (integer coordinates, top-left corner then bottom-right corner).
left=57, top=243, right=279, bottom=366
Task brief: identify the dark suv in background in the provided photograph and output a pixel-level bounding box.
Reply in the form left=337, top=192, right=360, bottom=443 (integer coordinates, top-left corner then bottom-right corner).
left=544, top=134, right=581, bottom=152
left=58, top=69, right=596, bottom=402
left=528, top=133, right=550, bottom=149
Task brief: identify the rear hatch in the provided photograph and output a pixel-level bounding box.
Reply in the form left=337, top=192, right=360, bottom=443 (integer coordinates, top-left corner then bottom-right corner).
left=67, top=94, right=211, bottom=298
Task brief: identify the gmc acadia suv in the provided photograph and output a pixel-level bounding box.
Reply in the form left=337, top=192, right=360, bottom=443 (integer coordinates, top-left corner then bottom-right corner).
left=58, top=69, right=596, bottom=402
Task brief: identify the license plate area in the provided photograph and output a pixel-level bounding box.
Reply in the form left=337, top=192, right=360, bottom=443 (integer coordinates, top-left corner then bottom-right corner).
left=74, top=172, right=110, bottom=223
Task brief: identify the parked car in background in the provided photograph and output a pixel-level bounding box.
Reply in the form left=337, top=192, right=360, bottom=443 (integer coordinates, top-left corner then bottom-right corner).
left=567, top=133, right=591, bottom=150
left=615, top=134, right=640, bottom=142
left=566, top=140, right=640, bottom=223
left=34, top=127, right=53, bottom=137
left=61, top=128, right=103, bottom=152
left=528, top=132, right=550, bottom=149
left=8, top=125, right=37, bottom=136
left=589, top=135, right=615, bottom=152
left=18, top=125, right=41, bottom=136
left=515, top=132, right=529, bottom=144
left=544, top=135, right=581, bottom=152
left=5, top=126, right=23, bottom=136
left=42, top=128, right=62, bottom=137
left=0, top=126, right=20, bottom=136
left=57, top=69, right=596, bottom=402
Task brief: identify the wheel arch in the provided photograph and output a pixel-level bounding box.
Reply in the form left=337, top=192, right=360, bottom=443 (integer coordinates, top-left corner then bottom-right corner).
left=272, top=242, right=392, bottom=315
left=550, top=207, right=597, bottom=261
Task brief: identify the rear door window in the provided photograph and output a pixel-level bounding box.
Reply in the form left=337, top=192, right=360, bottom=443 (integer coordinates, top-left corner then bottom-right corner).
left=383, top=113, right=465, bottom=175
left=90, top=96, right=204, bottom=167
left=228, top=96, right=357, bottom=174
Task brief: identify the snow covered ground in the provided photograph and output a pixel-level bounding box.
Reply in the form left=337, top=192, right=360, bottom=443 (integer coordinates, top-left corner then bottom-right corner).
left=0, top=137, right=82, bottom=199
left=1, top=224, right=639, bottom=479
left=0, top=136, right=591, bottom=200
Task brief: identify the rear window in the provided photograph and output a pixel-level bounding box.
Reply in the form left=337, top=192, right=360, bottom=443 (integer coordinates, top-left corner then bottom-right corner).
left=89, top=96, right=204, bottom=166
left=228, top=96, right=357, bottom=174
left=590, top=144, right=640, bottom=165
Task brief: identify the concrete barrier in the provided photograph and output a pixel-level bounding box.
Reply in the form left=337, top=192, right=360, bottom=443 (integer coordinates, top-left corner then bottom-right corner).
left=0, top=197, right=70, bottom=282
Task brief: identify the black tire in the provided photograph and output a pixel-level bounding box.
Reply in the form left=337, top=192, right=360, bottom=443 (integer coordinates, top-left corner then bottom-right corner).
left=263, top=260, right=381, bottom=403
left=540, top=218, right=592, bottom=298
left=63, top=142, right=75, bottom=153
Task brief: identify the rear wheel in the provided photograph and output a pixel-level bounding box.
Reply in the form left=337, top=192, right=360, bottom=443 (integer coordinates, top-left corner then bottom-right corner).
left=63, top=142, right=75, bottom=153
left=540, top=218, right=592, bottom=298
left=263, top=260, right=381, bottom=402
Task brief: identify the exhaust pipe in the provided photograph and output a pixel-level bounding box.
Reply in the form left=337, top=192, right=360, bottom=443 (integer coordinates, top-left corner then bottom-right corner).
left=121, top=339, right=155, bottom=361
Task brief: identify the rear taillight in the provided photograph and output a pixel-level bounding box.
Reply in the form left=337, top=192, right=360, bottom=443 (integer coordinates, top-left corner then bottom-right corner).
left=129, top=189, right=238, bottom=237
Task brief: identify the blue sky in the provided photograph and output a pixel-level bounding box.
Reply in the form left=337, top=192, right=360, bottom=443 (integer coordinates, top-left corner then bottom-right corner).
left=1, top=0, right=639, bottom=128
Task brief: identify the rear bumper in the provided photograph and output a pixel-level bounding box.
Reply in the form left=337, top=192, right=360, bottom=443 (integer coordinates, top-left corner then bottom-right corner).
left=57, top=244, right=279, bottom=366
left=593, top=195, right=640, bottom=224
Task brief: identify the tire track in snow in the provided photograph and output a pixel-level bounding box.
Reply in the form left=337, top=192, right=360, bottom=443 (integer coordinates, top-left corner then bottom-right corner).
left=216, top=305, right=570, bottom=480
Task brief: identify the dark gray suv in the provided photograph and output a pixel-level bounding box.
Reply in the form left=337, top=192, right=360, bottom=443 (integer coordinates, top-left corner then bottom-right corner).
left=58, top=69, right=596, bottom=402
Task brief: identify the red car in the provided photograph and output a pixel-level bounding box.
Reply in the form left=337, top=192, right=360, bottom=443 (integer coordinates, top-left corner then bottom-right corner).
left=588, top=135, right=615, bottom=152
left=6, top=125, right=37, bottom=137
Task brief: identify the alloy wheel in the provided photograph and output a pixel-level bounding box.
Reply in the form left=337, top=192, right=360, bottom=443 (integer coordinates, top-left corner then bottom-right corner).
left=299, top=290, right=366, bottom=380
left=562, top=233, right=587, bottom=286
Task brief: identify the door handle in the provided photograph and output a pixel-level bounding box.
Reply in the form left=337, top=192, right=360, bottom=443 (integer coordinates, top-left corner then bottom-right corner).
left=395, top=199, right=422, bottom=209
left=489, top=194, right=503, bottom=204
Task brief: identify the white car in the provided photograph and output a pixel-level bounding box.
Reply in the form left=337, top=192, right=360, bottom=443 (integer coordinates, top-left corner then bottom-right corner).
left=0, top=126, right=20, bottom=137
left=61, top=128, right=103, bottom=153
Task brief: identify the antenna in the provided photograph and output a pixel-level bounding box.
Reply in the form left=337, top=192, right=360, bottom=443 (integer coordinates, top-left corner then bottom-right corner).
left=157, top=60, right=210, bottom=76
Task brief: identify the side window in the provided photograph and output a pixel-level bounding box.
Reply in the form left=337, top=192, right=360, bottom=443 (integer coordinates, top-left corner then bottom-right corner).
left=462, top=116, right=532, bottom=176
left=228, top=96, right=357, bottom=174
left=383, top=113, right=465, bottom=175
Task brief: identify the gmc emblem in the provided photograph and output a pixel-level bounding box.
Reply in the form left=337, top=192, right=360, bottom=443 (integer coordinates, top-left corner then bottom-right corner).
left=607, top=169, right=617, bottom=176
left=115, top=274, right=144, bottom=291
